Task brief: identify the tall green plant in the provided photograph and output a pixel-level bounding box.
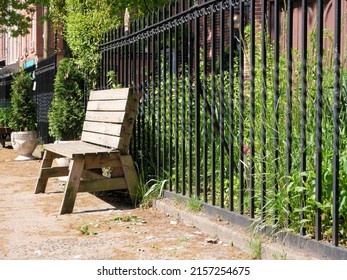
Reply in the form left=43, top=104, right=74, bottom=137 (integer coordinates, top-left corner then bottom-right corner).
left=9, top=69, right=37, bottom=131
left=48, top=58, right=85, bottom=141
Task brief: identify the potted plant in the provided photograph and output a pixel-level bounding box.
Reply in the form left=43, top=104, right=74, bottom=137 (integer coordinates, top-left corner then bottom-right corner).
left=9, top=69, right=37, bottom=160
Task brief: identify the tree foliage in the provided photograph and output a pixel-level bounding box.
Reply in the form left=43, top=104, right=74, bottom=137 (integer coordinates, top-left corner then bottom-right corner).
left=49, top=0, right=169, bottom=86
left=0, top=0, right=41, bottom=37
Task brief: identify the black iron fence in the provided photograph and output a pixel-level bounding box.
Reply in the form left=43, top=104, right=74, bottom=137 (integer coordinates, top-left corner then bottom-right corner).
left=0, top=55, right=56, bottom=143
left=33, top=55, right=56, bottom=144
left=0, top=75, right=12, bottom=107
left=98, top=0, right=347, bottom=259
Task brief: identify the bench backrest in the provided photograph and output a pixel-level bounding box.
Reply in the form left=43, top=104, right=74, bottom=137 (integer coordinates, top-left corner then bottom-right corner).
left=81, top=88, right=138, bottom=154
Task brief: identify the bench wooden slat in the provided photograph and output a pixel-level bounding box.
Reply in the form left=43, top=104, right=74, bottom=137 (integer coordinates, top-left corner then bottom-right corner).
left=44, top=141, right=112, bottom=158
left=82, top=121, right=122, bottom=136
left=78, top=177, right=127, bottom=192
left=86, top=100, right=128, bottom=111
left=41, top=166, right=69, bottom=178
left=84, top=153, right=122, bottom=169
left=81, top=131, right=120, bottom=149
left=89, top=88, right=131, bottom=101
left=85, top=111, right=125, bottom=123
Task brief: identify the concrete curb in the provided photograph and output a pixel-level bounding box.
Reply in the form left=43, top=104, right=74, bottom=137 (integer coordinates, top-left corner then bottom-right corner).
left=154, top=198, right=316, bottom=260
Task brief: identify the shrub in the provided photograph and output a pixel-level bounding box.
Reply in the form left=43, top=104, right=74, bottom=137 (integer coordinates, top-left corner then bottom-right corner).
left=0, top=108, right=11, bottom=127
left=48, top=58, right=85, bottom=141
left=9, top=69, right=37, bottom=131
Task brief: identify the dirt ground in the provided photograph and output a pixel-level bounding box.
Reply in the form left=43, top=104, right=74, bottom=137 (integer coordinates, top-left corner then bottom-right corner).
left=0, top=144, right=251, bottom=260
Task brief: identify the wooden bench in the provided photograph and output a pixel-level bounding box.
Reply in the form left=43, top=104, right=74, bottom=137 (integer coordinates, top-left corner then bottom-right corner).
left=34, top=88, right=139, bottom=214
left=0, top=127, right=13, bottom=148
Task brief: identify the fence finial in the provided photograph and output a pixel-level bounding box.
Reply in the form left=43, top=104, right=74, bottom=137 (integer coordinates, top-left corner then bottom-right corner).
left=124, top=8, right=130, bottom=34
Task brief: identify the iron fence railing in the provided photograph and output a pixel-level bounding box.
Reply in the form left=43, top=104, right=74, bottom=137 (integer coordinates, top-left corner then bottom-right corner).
left=0, top=75, right=12, bottom=105
left=0, top=55, right=56, bottom=143
left=98, top=0, right=347, bottom=259
left=34, top=55, right=56, bottom=144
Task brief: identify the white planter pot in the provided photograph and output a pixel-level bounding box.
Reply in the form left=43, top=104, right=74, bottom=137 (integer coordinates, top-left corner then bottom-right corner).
left=11, top=131, right=38, bottom=161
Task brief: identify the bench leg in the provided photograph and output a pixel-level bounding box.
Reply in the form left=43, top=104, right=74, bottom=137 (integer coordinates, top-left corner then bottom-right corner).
left=60, top=157, right=85, bottom=214
left=120, top=155, right=139, bottom=204
left=35, top=150, right=54, bottom=194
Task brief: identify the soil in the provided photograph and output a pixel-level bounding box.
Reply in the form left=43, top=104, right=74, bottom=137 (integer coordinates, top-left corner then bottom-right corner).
left=0, top=145, right=251, bottom=260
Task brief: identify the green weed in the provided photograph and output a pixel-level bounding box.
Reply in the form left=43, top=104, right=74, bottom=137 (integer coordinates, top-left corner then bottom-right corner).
left=78, top=224, right=97, bottom=236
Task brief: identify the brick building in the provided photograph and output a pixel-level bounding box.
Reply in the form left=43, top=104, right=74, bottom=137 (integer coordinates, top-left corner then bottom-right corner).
left=0, top=5, right=63, bottom=75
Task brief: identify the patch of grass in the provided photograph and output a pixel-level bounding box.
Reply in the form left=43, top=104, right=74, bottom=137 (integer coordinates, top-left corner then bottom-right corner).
left=78, top=224, right=98, bottom=236
left=187, top=197, right=203, bottom=212
left=113, top=215, right=146, bottom=225
left=114, top=215, right=137, bottom=222
left=140, top=178, right=169, bottom=208
left=248, top=234, right=262, bottom=259
left=272, top=251, right=287, bottom=260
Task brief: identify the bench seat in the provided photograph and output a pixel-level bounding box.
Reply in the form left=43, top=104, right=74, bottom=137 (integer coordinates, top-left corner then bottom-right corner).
left=43, top=141, right=114, bottom=159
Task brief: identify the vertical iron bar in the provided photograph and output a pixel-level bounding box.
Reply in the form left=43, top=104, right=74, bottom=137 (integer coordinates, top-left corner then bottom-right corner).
left=125, top=25, right=129, bottom=86
left=273, top=0, right=280, bottom=221
left=131, top=21, right=136, bottom=87
left=169, top=1, right=173, bottom=191
left=315, top=0, right=323, bottom=241
left=131, top=21, right=137, bottom=159
left=141, top=17, right=146, bottom=177
left=181, top=0, right=186, bottom=196
left=203, top=0, right=208, bottom=203
left=211, top=1, right=216, bottom=206
left=117, top=27, right=121, bottom=85
left=220, top=2, right=225, bottom=209
left=147, top=14, right=152, bottom=175
left=157, top=7, right=162, bottom=177
left=109, top=30, right=112, bottom=88
left=106, top=31, right=110, bottom=89
left=286, top=0, right=293, bottom=225
left=107, top=30, right=111, bottom=89
left=175, top=1, right=180, bottom=193
left=162, top=5, right=168, bottom=178
left=300, top=0, right=307, bottom=236
left=114, top=28, right=117, bottom=86
left=188, top=0, right=193, bottom=197
left=100, top=33, right=105, bottom=89
left=121, top=25, right=125, bottom=86
left=249, top=0, right=256, bottom=218
left=137, top=18, right=141, bottom=165
left=152, top=11, right=156, bottom=177
left=332, top=0, right=341, bottom=247
left=229, top=2, right=235, bottom=212
left=194, top=0, right=201, bottom=199
left=99, top=33, right=103, bottom=89
left=239, top=0, right=245, bottom=214
left=101, top=33, right=107, bottom=89
left=105, top=31, right=109, bottom=89
left=261, top=0, right=267, bottom=222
